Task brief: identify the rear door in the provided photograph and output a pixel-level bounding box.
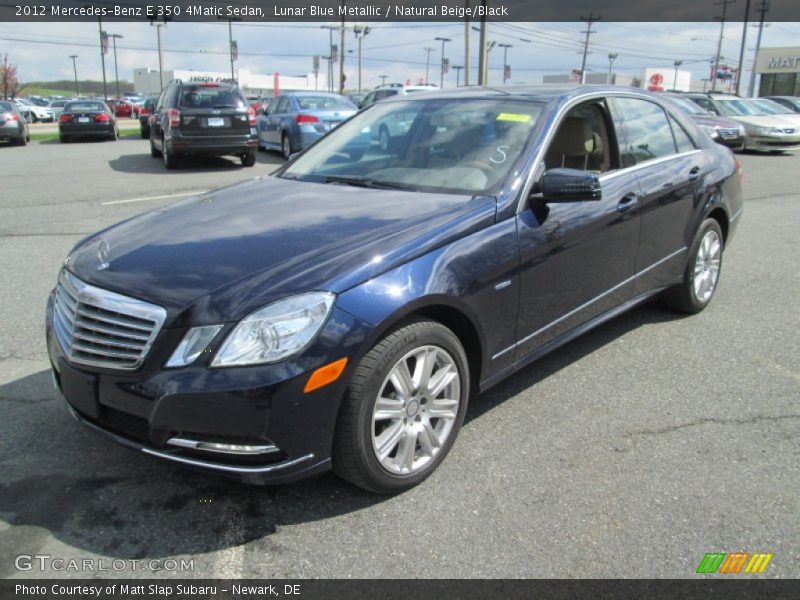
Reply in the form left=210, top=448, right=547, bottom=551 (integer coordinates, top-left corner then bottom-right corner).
left=610, top=96, right=706, bottom=294
left=150, top=86, right=170, bottom=146
left=176, top=83, right=250, bottom=138
left=265, top=96, right=291, bottom=145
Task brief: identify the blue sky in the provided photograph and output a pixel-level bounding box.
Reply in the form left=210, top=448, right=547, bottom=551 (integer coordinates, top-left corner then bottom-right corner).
left=2, top=20, right=799, bottom=90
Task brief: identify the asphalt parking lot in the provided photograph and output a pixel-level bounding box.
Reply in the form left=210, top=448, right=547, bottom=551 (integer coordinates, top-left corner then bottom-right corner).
left=0, top=137, right=798, bottom=579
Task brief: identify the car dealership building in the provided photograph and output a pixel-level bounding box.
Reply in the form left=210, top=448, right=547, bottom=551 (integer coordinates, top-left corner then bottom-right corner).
left=133, top=68, right=327, bottom=97
left=754, top=46, right=800, bottom=97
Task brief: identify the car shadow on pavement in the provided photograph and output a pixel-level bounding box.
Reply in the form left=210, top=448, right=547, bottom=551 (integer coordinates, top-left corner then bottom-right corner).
left=108, top=149, right=282, bottom=175
left=0, top=302, right=682, bottom=567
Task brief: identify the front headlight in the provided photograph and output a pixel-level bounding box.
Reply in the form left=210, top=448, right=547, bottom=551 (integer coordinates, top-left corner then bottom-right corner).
left=212, top=292, right=335, bottom=367
left=700, top=125, right=720, bottom=139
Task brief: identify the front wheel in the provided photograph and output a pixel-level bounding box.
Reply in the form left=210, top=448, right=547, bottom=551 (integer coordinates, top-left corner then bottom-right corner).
left=333, top=320, right=470, bottom=494
left=663, top=218, right=724, bottom=314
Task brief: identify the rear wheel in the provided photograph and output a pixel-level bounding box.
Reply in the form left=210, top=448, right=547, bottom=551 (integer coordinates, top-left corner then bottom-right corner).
left=108, top=127, right=118, bottom=141
left=59, top=134, right=69, bottom=143
left=150, top=136, right=162, bottom=158
left=162, top=137, right=179, bottom=169
left=140, top=127, right=149, bottom=139
left=281, top=132, right=293, bottom=160
left=332, top=320, right=470, bottom=494
left=15, top=134, right=27, bottom=146
left=663, top=218, right=724, bottom=314
left=241, top=148, right=256, bottom=167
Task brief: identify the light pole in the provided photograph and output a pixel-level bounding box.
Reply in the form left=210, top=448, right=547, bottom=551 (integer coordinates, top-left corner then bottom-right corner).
left=747, top=0, right=769, bottom=97
left=435, top=36, right=451, bottom=88
left=711, top=0, right=734, bottom=92
left=672, top=59, right=683, bottom=91
left=484, top=41, right=496, bottom=84
left=109, top=33, right=123, bottom=99
left=379, top=74, right=388, bottom=85
left=97, top=17, right=108, bottom=100
left=69, top=55, right=79, bottom=96
left=607, top=52, right=618, bottom=85
left=353, top=25, right=371, bottom=93
left=453, top=65, right=463, bottom=87
left=152, top=22, right=166, bottom=90
left=498, top=43, right=512, bottom=84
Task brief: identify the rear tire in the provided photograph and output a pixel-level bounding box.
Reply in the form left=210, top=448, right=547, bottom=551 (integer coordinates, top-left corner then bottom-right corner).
left=59, top=134, right=69, bottom=143
left=15, top=135, right=27, bottom=146
left=150, top=136, right=162, bottom=158
left=332, top=320, right=470, bottom=494
left=281, top=132, right=293, bottom=160
left=140, top=127, right=148, bottom=139
left=663, top=218, right=724, bottom=314
left=109, top=127, right=118, bottom=142
left=162, top=137, right=179, bottom=169
left=241, top=148, right=256, bottom=167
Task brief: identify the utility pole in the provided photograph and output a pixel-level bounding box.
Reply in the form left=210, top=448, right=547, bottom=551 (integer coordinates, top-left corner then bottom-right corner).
left=339, top=3, right=346, bottom=94
left=453, top=65, right=463, bottom=86
left=735, top=0, right=751, bottom=95
left=747, top=0, right=769, bottom=97
left=221, top=17, right=241, bottom=80
left=321, top=25, right=337, bottom=93
left=498, top=43, right=512, bottom=84
left=109, top=33, right=123, bottom=99
left=423, top=46, right=436, bottom=85
left=673, top=59, right=683, bottom=91
left=607, top=52, right=618, bottom=84
left=97, top=17, right=107, bottom=100
left=153, top=22, right=165, bottom=90
left=435, top=36, right=451, bottom=87
left=711, top=0, right=735, bottom=92
left=69, top=55, right=79, bottom=96
left=353, top=25, right=370, bottom=93
left=579, top=12, right=601, bottom=84
left=464, top=1, right=470, bottom=86
left=477, top=1, right=488, bottom=85
left=379, top=74, right=388, bottom=85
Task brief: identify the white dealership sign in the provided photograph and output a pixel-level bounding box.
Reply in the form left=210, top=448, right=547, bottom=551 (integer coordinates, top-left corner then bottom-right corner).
left=754, top=47, right=800, bottom=74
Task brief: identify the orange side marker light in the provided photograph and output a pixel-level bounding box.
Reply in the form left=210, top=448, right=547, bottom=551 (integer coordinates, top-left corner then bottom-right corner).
left=304, top=357, right=349, bottom=393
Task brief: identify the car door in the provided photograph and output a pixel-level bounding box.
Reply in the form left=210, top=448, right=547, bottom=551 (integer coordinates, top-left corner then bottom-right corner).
left=513, top=98, right=642, bottom=362
left=257, top=97, right=278, bottom=145
left=150, top=86, right=170, bottom=148
left=265, top=96, right=290, bottom=145
left=610, top=96, right=706, bottom=294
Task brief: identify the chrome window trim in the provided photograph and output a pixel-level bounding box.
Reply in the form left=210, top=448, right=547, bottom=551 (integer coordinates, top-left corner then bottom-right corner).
left=598, top=149, right=703, bottom=184
left=54, top=270, right=167, bottom=371
left=516, top=89, right=705, bottom=213
left=491, top=247, right=688, bottom=360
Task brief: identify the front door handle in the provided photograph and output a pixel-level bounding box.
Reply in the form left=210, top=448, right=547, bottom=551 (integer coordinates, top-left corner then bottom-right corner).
left=688, top=166, right=702, bottom=182
left=617, top=193, right=639, bottom=213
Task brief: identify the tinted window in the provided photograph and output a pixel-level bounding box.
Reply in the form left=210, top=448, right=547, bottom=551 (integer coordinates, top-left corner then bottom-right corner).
left=178, top=85, right=245, bottom=109
left=615, top=98, right=677, bottom=166
left=669, top=115, right=696, bottom=153
left=295, top=95, right=354, bottom=110
left=276, top=97, right=291, bottom=113
left=65, top=101, right=106, bottom=112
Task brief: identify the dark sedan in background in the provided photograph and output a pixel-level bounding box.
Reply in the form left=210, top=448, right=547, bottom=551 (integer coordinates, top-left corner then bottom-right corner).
left=664, top=93, right=745, bottom=151
left=58, top=100, right=118, bottom=143
left=138, top=97, right=158, bottom=138
left=256, top=92, right=357, bottom=158
left=47, top=86, right=742, bottom=494
left=0, top=100, right=30, bottom=146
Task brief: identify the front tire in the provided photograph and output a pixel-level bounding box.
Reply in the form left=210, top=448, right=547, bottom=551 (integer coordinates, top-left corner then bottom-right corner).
left=333, top=320, right=470, bottom=494
left=663, top=218, right=724, bottom=314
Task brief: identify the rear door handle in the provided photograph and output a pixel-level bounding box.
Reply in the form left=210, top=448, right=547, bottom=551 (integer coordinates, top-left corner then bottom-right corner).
left=688, top=166, right=702, bottom=182
left=617, top=193, right=639, bottom=213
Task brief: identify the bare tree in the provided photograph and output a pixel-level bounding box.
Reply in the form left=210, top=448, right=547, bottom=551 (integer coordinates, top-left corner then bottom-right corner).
left=1, top=54, right=21, bottom=100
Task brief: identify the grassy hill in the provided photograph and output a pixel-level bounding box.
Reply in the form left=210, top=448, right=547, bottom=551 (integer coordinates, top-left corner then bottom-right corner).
left=19, top=80, right=135, bottom=98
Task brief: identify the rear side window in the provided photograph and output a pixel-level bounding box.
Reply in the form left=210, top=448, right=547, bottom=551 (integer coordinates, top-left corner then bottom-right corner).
left=614, top=98, right=677, bottom=166
left=275, top=97, right=291, bottom=113
left=669, top=115, right=696, bottom=153
left=178, top=85, right=245, bottom=109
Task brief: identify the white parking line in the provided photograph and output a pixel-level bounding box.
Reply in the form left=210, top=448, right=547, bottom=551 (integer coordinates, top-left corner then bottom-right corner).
left=101, top=190, right=207, bottom=206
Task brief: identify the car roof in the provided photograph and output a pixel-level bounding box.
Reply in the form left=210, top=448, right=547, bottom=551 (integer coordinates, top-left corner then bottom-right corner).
left=285, top=91, right=344, bottom=97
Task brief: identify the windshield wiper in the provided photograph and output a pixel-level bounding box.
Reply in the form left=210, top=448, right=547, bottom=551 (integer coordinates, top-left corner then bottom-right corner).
left=322, top=175, right=417, bottom=191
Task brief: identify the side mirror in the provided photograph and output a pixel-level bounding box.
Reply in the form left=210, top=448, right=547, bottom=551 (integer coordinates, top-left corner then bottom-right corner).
left=538, top=168, right=602, bottom=202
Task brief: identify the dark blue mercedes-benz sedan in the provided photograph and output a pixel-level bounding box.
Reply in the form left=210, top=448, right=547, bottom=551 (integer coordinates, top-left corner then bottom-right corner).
left=46, top=86, right=743, bottom=493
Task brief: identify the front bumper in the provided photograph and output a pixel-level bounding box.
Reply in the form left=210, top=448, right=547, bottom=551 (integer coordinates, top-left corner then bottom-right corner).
left=745, top=133, right=800, bottom=152
left=45, top=291, right=372, bottom=484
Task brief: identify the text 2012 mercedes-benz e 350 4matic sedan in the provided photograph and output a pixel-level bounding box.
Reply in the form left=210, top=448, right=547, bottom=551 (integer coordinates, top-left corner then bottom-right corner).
left=47, top=86, right=743, bottom=494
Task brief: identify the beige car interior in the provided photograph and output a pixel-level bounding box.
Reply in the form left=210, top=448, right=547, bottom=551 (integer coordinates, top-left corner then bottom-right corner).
left=544, top=103, right=613, bottom=173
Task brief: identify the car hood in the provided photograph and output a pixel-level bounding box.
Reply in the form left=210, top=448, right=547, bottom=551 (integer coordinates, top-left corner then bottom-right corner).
left=727, top=114, right=798, bottom=129
left=67, top=176, right=496, bottom=327
left=690, top=114, right=742, bottom=129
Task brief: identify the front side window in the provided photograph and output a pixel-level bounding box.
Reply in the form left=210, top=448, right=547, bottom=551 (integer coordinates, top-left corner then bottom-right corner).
left=615, top=98, right=678, bottom=166
left=281, top=98, right=543, bottom=195
left=544, top=101, right=616, bottom=174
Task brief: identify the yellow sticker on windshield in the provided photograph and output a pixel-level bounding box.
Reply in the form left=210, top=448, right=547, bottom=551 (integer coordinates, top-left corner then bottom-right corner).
left=496, top=113, right=532, bottom=123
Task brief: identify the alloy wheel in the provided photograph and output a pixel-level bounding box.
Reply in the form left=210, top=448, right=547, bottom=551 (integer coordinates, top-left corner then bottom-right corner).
left=692, top=229, right=721, bottom=304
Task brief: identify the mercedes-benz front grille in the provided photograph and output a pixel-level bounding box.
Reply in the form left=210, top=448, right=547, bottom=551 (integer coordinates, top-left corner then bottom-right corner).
left=52, top=270, right=167, bottom=370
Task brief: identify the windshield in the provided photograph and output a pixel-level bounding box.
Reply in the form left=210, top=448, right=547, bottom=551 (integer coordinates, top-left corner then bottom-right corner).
left=296, top=95, right=355, bottom=110
left=670, top=96, right=709, bottom=115
left=281, top=98, right=543, bottom=195
left=751, top=99, right=792, bottom=115
left=65, top=101, right=106, bottom=112
left=0, top=101, right=13, bottom=112
left=716, top=99, right=766, bottom=117
left=179, top=86, right=245, bottom=109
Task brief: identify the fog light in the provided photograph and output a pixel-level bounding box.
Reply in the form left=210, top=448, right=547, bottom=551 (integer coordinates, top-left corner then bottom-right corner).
left=167, top=437, right=280, bottom=455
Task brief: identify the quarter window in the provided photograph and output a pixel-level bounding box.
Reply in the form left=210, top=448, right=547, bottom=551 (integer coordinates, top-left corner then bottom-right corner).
left=669, top=115, right=696, bottom=153
left=615, top=98, right=678, bottom=166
